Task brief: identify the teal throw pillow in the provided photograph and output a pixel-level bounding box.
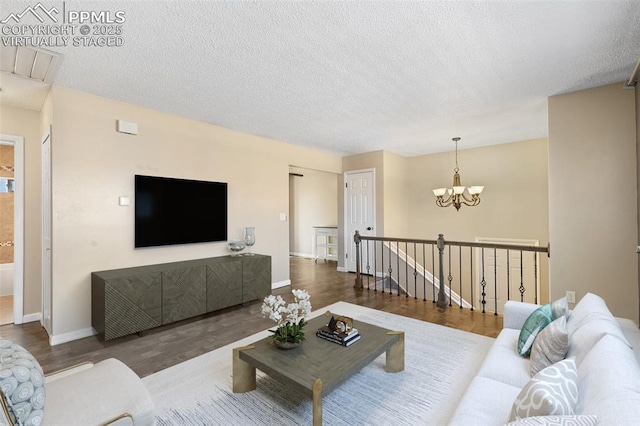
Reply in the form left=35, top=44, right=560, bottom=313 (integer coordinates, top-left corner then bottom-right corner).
left=0, top=339, right=46, bottom=426
left=517, top=297, right=567, bottom=358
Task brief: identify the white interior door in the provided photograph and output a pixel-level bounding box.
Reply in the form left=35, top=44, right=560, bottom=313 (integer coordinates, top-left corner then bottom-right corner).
left=475, top=237, right=539, bottom=313
left=41, top=129, right=52, bottom=334
left=344, top=169, right=375, bottom=273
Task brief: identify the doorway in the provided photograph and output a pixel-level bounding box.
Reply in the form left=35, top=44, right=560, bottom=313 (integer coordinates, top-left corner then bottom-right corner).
left=289, top=166, right=338, bottom=260
left=0, top=134, right=24, bottom=325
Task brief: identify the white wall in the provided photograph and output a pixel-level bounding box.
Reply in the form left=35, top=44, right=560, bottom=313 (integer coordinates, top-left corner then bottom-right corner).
left=44, top=86, right=341, bottom=339
left=549, top=82, right=638, bottom=320
left=289, top=167, right=338, bottom=258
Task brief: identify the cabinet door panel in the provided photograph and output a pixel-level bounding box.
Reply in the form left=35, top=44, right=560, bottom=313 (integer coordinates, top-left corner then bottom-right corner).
left=206, top=260, right=242, bottom=312
left=162, top=266, right=207, bottom=324
left=242, top=256, right=271, bottom=303
left=104, top=273, right=162, bottom=340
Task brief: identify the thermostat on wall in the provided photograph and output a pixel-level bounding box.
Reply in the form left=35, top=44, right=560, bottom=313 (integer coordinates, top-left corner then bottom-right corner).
left=116, top=120, right=138, bottom=135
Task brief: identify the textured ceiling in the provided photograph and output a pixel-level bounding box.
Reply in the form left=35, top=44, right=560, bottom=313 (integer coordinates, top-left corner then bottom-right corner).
left=1, top=1, right=639, bottom=156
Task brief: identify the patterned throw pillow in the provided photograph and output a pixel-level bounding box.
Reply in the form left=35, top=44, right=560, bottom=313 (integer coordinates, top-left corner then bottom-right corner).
left=530, top=315, right=569, bottom=376
left=518, top=297, right=567, bottom=357
left=0, top=339, right=46, bottom=426
left=510, top=358, right=578, bottom=421
left=505, top=415, right=598, bottom=426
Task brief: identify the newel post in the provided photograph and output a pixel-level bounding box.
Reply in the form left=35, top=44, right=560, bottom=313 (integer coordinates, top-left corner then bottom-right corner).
left=436, top=234, right=447, bottom=308
left=354, top=230, right=362, bottom=288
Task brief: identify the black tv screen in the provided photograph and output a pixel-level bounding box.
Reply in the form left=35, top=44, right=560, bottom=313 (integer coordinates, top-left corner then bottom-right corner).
left=135, top=175, right=227, bottom=248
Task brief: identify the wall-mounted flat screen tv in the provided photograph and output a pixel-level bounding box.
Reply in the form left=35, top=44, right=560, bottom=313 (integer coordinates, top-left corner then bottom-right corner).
left=135, top=175, right=227, bottom=248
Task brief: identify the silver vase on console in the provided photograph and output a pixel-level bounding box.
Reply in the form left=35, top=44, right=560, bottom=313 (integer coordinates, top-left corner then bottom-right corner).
left=243, top=226, right=255, bottom=255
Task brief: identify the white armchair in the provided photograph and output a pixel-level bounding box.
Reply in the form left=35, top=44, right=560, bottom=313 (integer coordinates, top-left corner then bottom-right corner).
left=0, top=341, right=154, bottom=426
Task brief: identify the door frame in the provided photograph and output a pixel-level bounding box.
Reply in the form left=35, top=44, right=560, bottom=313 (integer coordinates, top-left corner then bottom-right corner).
left=343, top=168, right=376, bottom=273
left=41, top=128, right=52, bottom=335
left=0, top=134, right=24, bottom=325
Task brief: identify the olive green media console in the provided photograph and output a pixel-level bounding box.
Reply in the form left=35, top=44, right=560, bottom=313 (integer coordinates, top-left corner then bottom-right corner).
left=92, top=254, right=271, bottom=341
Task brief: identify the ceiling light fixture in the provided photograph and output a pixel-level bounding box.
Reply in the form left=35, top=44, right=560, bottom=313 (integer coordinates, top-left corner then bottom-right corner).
left=432, top=137, right=483, bottom=211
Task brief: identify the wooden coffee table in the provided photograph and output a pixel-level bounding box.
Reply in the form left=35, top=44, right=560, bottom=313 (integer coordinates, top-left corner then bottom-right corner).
left=232, top=314, right=404, bottom=425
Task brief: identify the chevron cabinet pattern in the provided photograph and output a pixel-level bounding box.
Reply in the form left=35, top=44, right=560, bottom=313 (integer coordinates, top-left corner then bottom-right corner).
left=162, top=266, right=207, bottom=324
left=102, top=273, right=162, bottom=340
left=206, top=259, right=242, bottom=312
left=92, top=255, right=271, bottom=341
left=242, top=256, right=271, bottom=303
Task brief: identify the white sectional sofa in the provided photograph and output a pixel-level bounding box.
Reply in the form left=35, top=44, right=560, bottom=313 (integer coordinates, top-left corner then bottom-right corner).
left=448, top=293, right=640, bottom=425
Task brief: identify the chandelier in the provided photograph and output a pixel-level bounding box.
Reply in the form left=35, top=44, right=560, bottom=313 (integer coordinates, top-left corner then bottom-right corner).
left=432, top=137, right=484, bottom=211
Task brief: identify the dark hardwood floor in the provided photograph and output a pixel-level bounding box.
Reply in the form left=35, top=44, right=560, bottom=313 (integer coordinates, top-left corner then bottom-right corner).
left=0, top=257, right=502, bottom=378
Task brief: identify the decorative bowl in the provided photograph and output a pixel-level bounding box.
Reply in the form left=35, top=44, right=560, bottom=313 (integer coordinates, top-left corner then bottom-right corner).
left=227, top=240, right=246, bottom=254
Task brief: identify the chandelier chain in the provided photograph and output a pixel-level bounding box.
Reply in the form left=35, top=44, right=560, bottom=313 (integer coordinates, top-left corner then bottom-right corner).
left=454, top=138, right=459, bottom=173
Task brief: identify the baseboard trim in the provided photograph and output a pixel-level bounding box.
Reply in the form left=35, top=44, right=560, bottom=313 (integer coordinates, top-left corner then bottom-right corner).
left=272, top=279, right=291, bottom=289
left=289, top=252, right=314, bottom=259
left=22, top=312, right=41, bottom=323
left=337, top=266, right=347, bottom=272
left=50, top=327, right=97, bottom=346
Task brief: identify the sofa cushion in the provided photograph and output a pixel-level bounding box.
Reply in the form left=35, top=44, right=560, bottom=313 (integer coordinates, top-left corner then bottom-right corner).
left=518, top=297, right=567, bottom=357
left=576, top=334, right=640, bottom=425
left=566, top=293, right=631, bottom=366
left=567, top=293, right=611, bottom=332
left=505, top=415, right=598, bottom=426
left=477, top=328, right=531, bottom=388
left=510, top=358, right=578, bottom=421
left=448, top=376, right=521, bottom=426
left=530, top=315, right=569, bottom=376
left=0, top=339, right=46, bottom=426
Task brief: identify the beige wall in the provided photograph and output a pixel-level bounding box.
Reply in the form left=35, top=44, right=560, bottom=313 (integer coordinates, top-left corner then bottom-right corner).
left=549, top=82, right=638, bottom=320
left=288, top=167, right=338, bottom=257
left=46, top=86, right=341, bottom=338
left=383, top=151, right=409, bottom=238
left=408, top=138, right=550, bottom=304
left=0, top=105, right=43, bottom=315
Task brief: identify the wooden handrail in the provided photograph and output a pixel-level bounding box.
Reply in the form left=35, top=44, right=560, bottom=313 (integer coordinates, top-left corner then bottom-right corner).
left=356, top=234, right=549, bottom=255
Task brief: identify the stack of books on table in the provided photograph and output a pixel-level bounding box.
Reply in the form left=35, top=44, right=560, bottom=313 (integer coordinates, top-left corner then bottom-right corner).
left=316, top=326, right=361, bottom=346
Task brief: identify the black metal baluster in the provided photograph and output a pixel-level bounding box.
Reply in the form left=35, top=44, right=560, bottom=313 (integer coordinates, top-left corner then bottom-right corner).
left=387, top=241, right=393, bottom=294
left=519, top=250, right=525, bottom=302
left=396, top=242, right=400, bottom=296
left=470, top=248, right=474, bottom=311
left=412, top=242, right=417, bottom=298
left=373, top=241, right=377, bottom=292
left=448, top=245, right=453, bottom=307
left=481, top=248, right=486, bottom=314
left=494, top=248, right=498, bottom=316
left=364, top=240, right=369, bottom=289
left=423, top=243, right=427, bottom=301
left=459, top=246, right=463, bottom=308
left=507, top=249, right=510, bottom=302
left=378, top=241, right=383, bottom=293
left=432, top=244, right=436, bottom=303
left=534, top=252, right=538, bottom=305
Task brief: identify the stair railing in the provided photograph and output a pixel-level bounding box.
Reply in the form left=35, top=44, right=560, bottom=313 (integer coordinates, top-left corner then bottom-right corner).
left=354, top=231, right=550, bottom=315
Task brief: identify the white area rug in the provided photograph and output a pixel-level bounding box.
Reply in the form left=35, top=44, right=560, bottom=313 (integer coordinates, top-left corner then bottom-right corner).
left=143, top=302, right=494, bottom=425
